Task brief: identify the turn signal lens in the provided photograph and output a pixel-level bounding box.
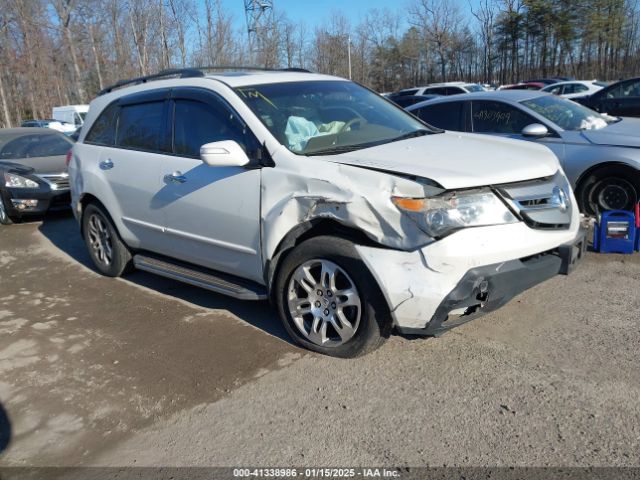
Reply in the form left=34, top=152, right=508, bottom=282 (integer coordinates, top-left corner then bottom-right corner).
left=391, top=197, right=426, bottom=212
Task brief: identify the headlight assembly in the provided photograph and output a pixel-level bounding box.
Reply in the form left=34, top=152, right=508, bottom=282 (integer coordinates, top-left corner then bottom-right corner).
left=392, top=190, right=518, bottom=237
left=4, top=173, right=39, bottom=189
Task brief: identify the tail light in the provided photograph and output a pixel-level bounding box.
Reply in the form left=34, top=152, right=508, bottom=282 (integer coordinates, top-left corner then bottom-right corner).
left=65, top=149, right=72, bottom=167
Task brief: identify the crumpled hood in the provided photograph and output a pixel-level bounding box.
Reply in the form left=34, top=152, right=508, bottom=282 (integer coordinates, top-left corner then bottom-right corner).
left=580, top=117, right=640, bottom=148
left=324, top=131, right=559, bottom=190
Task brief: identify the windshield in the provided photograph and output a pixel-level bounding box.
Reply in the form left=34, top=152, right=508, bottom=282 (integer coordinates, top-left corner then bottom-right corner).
left=521, top=95, right=612, bottom=131
left=235, top=81, right=432, bottom=155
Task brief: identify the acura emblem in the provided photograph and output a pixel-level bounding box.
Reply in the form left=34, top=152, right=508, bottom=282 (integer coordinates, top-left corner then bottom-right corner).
left=551, top=186, right=569, bottom=212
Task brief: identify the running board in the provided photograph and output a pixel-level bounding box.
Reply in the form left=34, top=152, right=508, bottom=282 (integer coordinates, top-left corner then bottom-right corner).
left=133, top=254, right=267, bottom=301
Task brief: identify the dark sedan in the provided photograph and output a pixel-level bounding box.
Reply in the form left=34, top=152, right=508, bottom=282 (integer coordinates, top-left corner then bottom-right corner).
left=0, top=128, right=73, bottom=224
left=576, top=76, right=640, bottom=117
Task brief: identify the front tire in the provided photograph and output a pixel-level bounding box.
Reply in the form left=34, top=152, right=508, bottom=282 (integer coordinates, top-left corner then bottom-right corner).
left=577, top=166, right=640, bottom=216
left=82, top=203, right=132, bottom=277
left=275, top=236, right=391, bottom=358
left=0, top=196, right=16, bottom=225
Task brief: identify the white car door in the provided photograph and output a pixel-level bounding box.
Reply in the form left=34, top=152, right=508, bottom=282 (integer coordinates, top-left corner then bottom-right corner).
left=154, top=88, right=263, bottom=283
left=83, top=94, right=170, bottom=252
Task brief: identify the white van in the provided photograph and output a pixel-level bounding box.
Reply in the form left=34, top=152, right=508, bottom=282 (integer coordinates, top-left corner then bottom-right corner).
left=52, top=105, right=89, bottom=128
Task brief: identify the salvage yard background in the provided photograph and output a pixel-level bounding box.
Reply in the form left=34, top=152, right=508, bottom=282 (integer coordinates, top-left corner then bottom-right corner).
left=0, top=214, right=638, bottom=466
left=2, top=0, right=640, bottom=127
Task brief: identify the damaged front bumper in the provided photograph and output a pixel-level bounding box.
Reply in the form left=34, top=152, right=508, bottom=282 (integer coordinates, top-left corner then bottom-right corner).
left=356, top=223, right=586, bottom=336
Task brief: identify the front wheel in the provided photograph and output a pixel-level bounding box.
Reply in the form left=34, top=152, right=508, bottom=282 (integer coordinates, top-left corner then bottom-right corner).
left=275, top=236, right=391, bottom=358
left=82, top=203, right=132, bottom=277
left=0, top=196, right=18, bottom=225
left=577, top=166, right=640, bottom=216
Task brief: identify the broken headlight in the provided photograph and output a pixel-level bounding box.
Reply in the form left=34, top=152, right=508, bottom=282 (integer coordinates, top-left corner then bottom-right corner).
left=4, top=173, right=39, bottom=188
left=392, top=190, right=518, bottom=238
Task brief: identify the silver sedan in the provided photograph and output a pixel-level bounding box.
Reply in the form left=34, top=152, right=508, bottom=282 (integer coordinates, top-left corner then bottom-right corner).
left=407, top=90, right=640, bottom=215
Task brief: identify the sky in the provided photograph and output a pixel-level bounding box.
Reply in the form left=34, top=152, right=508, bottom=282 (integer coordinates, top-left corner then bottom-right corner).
left=215, top=0, right=481, bottom=34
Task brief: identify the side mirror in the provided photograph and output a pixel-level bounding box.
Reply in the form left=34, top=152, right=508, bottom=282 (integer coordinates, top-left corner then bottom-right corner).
left=521, top=123, right=549, bottom=138
left=200, top=140, right=250, bottom=167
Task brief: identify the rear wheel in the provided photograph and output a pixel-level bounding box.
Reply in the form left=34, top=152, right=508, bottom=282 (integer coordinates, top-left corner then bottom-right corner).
left=275, top=236, right=391, bottom=358
left=576, top=166, right=640, bottom=216
left=82, top=203, right=132, bottom=277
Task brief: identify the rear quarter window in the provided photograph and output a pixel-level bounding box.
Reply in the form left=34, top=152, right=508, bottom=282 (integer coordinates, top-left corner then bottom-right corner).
left=85, top=103, right=119, bottom=146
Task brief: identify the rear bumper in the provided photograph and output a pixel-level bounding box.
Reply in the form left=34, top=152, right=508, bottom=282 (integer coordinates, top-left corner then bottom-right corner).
left=397, top=229, right=587, bottom=336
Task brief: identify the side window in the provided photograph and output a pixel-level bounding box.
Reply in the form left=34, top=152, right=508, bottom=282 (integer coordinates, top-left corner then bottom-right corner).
left=428, top=87, right=448, bottom=95
left=117, top=101, right=166, bottom=151
left=547, top=86, right=562, bottom=95
left=574, top=84, right=589, bottom=93
left=606, top=80, right=640, bottom=99
left=414, top=102, right=464, bottom=131
left=472, top=101, right=536, bottom=134
left=398, top=89, right=419, bottom=96
left=446, top=87, right=464, bottom=95
left=173, top=98, right=250, bottom=158
left=85, top=103, right=119, bottom=146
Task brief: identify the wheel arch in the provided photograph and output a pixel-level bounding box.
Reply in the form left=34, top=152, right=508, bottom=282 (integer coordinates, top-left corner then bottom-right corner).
left=265, top=218, right=388, bottom=303
left=575, top=160, right=640, bottom=190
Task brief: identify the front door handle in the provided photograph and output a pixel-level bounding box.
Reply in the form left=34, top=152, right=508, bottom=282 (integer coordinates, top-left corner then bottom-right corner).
left=164, top=171, right=187, bottom=184
left=99, top=159, right=114, bottom=170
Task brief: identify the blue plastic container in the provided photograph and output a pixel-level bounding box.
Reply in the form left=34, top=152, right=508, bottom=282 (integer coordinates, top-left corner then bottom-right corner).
left=593, top=210, right=637, bottom=254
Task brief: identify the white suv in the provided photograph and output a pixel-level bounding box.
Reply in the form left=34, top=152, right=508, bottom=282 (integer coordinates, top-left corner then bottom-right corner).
left=69, top=68, right=585, bottom=357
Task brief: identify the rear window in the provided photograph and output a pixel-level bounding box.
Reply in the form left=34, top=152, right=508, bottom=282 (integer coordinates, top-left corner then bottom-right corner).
left=413, top=102, right=464, bottom=131
left=116, top=101, right=165, bottom=151
left=0, top=134, right=72, bottom=159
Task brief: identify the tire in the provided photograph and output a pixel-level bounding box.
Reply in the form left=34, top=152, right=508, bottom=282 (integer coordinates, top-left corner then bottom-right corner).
left=82, top=203, right=132, bottom=277
left=0, top=196, right=16, bottom=225
left=576, top=166, right=640, bottom=216
left=274, top=236, right=391, bottom=358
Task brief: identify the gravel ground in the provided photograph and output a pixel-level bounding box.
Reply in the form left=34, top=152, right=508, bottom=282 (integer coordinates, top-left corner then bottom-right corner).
left=0, top=213, right=638, bottom=468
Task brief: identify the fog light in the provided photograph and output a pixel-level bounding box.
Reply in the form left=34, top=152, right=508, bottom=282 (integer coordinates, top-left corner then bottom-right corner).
left=11, top=199, right=38, bottom=210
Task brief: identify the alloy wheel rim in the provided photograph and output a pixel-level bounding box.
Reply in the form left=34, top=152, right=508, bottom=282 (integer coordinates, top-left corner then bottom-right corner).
left=87, top=214, right=113, bottom=266
left=287, top=259, right=361, bottom=348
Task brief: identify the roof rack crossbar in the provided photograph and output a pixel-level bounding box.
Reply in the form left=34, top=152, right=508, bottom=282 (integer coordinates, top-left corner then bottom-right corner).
left=98, top=66, right=311, bottom=96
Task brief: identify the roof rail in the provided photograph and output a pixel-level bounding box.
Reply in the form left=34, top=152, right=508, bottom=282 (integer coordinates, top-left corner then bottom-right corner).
left=98, top=66, right=312, bottom=96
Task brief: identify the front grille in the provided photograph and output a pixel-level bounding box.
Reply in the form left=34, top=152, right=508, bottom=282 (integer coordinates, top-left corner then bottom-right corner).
left=37, top=174, right=70, bottom=191
left=496, top=172, right=572, bottom=230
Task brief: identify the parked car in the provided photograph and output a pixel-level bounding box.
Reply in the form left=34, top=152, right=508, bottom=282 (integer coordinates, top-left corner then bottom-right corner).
left=69, top=68, right=584, bottom=357
left=541, top=80, right=605, bottom=99
left=407, top=90, right=640, bottom=215
left=387, top=94, right=441, bottom=108
left=0, top=128, right=73, bottom=224
left=499, top=82, right=546, bottom=91
left=394, top=82, right=485, bottom=97
left=526, top=77, right=574, bottom=85
left=21, top=119, right=77, bottom=134
left=576, top=76, right=640, bottom=118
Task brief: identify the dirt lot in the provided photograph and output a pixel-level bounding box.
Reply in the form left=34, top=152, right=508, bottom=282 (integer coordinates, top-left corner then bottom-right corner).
left=0, top=213, right=638, bottom=467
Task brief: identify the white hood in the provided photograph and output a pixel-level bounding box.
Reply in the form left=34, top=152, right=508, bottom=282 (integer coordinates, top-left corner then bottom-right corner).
left=326, top=131, right=560, bottom=189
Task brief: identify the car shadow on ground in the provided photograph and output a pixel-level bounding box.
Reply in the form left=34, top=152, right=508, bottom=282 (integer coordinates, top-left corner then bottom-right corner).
left=37, top=212, right=295, bottom=346
left=0, top=402, right=10, bottom=455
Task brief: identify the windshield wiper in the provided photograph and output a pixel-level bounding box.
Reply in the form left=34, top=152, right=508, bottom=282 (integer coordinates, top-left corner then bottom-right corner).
left=305, top=129, right=433, bottom=156
left=305, top=144, right=371, bottom=156
left=388, top=129, right=433, bottom=143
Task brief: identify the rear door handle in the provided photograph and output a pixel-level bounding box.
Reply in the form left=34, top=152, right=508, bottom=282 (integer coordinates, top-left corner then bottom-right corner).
left=99, top=159, right=114, bottom=170
left=164, top=171, right=187, bottom=184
